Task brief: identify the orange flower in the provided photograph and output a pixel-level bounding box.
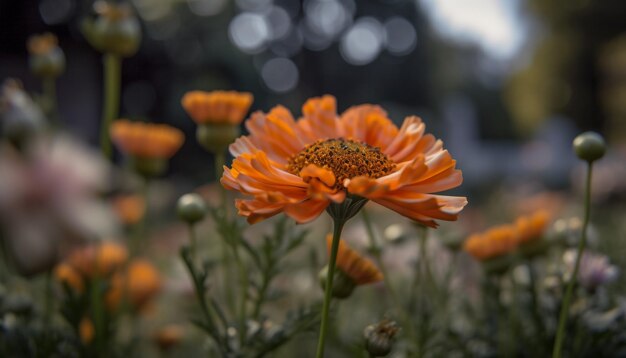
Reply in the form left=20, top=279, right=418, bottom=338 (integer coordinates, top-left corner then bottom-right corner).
left=79, top=317, right=95, bottom=345
left=463, top=211, right=551, bottom=261
left=326, top=234, right=383, bottom=285
left=110, top=120, right=184, bottom=159
left=463, top=225, right=517, bottom=261
left=153, top=325, right=184, bottom=351
left=67, top=241, right=129, bottom=278
left=106, top=259, right=162, bottom=311
left=54, top=263, right=84, bottom=293
left=27, top=33, right=58, bottom=55
left=514, top=210, right=550, bottom=244
left=181, top=90, right=253, bottom=125
left=221, top=95, right=467, bottom=226
left=112, top=194, right=145, bottom=225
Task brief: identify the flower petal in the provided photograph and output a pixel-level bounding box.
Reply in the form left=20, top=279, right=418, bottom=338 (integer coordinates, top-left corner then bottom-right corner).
left=284, top=199, right=329, bottom=224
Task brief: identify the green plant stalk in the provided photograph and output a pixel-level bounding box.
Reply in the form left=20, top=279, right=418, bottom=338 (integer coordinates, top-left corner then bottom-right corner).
left=188, top=223, right=197, bottom=264
left=361, top=209, right=417, bottom=353
left=552, top=162, right=593, bottom=358
left=215, top=151, right=236, bottom=316
left=130, top=179, right=149, bottom=257
left=44, top=269, right=53, bottom=328
left=42, top=77, right=58, bottom=125
left=230, top=243, right=249, bottom=346
left=90, top=281, right=105, bottom=357
left=99, top=53, right=121, bottom=159
left=315, top=218, right=345, bottom=358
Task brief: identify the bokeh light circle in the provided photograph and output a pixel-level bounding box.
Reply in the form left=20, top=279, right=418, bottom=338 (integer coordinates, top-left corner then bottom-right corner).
left=261, top=57, right=299, bottom=93
left=340, top=17, right=385, bottom=65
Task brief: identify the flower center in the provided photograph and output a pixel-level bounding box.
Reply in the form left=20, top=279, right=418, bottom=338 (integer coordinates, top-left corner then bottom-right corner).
left=287, top=139, right=395, bottom=189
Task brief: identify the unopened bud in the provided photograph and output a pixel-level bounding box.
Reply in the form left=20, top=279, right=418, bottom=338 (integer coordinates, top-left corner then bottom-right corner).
left=176, top=193, right=207, bottom=224
left=319, top=265, right=356, bottom=299
left=573, top=131, right=606, bottom=162
left=363, top=318, right=399, bottom=357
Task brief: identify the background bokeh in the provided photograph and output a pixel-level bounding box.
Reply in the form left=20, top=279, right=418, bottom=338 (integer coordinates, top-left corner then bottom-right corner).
left=3, top=0, right=625, bottom=194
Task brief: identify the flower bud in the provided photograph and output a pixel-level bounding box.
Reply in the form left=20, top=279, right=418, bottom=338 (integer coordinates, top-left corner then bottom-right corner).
left=82, top=1, right=141, bottom=57
left=176, top=193, right=207, bottom=224
left=573, top=131, right=606, bottom=162
left=318, top=265, right=357, bottom=299
left=27, top=33, right=65, bottom=79
left=363, top=319, right=399, bottom=357
left=196, top=123, right=240, bottom=154
left=131, top=156, right=168, bottom=178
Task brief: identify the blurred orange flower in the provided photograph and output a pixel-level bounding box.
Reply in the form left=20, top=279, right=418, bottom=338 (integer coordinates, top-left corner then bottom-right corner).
left=153, top=324, right=184, bottom=351
left=54, top=263, right=84, bottom=293
left=79, top=317, right=95, bottom=344
left=110, top=120, right=184, bottom=159
left=326, top=234, right=383, bottom=285
left=112, top=194, right=145, bottom=225
left=181, top=90, right=253, bottom=125
left=222, top=95, right=467, bottom=227
left=67, top=241, right=128, bottom=278
left=27, top=33, right=58, bottom=55
left=464, top=225, right=517, bottom=261
left=106, top=258, right=161, bottom=311
left=514, top=210, right=550, bottom=244
left=464, top=211, right=551, bottom=261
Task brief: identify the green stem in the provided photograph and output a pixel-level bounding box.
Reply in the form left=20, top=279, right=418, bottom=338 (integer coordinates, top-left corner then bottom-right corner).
left=42, top=77, right=58, bottom=125
left=215, top=151, right=236, bottom=316
left=44, top=269, right=53, bottom=328
left=188, top=223, right=197, bottom=264
left=99, top=53, right=121, bottom=160
left=552, top=162, right=594, bottom=358
left=231, top=243, right=248, bottom=346
left=361, top=209, right=416, bottom=353
left=316, top=218, right=346, bottom=358
left=130, top=179, right=149, bottom=257
left=91, top=243, right=105, bottom=357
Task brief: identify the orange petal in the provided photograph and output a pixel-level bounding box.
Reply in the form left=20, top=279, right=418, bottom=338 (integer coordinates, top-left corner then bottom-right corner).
left=284, top=199, right=329, bottom=224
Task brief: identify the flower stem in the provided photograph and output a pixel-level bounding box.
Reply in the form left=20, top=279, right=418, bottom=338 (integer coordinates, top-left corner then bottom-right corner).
left=42, top=77, right=58, bottom=126
left=316, top=217, right=345, bottom=358
left=552, top=162, right=594, bottom=358
left=99, top=53, right=121, bottom=160
left=130, top=178, right=149, bottom=257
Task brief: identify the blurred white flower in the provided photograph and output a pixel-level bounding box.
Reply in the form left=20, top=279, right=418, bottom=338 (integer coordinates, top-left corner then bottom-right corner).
left=563, top=249, right=619, bottom=291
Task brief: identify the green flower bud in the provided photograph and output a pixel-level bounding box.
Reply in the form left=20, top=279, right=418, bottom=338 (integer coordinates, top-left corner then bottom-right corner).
left=176, top=193, right=207, bottom=224
left=196, top=123, right=240, bottom=154
left=83, top=1, right=141, bottom=57
left=573, top=131, right=606, bottom=162
left=27, top=33, right=65, bottom=79
left=318, top=265, right=356, bottom=299
left=131, top=156, right=168, bottom=178
left=363, top=319, right=399, bottom=357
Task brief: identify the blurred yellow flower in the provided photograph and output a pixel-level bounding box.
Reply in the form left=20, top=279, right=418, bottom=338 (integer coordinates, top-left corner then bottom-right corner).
left=181, top=90, right=253, bottom=125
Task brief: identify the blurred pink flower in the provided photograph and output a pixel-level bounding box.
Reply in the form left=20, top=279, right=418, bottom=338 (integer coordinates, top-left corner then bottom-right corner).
left=563, top=249, right=619, bottom=291
left=0, top=135, right=116, bottom=275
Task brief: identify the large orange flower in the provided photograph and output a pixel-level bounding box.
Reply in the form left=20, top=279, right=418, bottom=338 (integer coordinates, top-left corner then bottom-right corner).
left=221, top=95, right=467, bottom=227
